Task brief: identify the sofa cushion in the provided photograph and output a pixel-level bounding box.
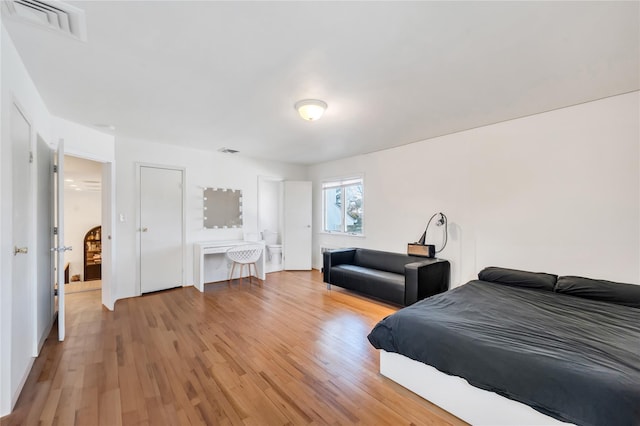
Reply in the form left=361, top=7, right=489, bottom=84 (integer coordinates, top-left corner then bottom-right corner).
left=330, top=265, right=405, bottom=305
left=354, top=249, right=424, bottom=274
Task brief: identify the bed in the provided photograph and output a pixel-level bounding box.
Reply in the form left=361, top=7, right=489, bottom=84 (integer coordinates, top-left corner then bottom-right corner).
left=367, top=267, right=640, bottom=426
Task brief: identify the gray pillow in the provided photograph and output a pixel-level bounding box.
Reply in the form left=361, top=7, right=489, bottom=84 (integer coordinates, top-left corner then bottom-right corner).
left=478, top=266, right=557, bottom=291
left=555, top=276, right=640, bottom=308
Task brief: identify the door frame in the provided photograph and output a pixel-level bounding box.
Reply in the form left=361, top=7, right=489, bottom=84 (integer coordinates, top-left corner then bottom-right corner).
left=63, top=150, right=116, bottom=311
left=135, top=163, right=186, bottom=295
left=55, top=140, right=66, bottom=341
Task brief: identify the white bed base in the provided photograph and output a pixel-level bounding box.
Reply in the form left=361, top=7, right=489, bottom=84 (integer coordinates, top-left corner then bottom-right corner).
left=380, top=351, right=572, bottom=425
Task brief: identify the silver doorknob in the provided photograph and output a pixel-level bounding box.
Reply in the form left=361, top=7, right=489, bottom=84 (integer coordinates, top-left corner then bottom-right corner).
left=141, top=227, right=148, bottom=232
left=14, top=246, right=28, bottom=255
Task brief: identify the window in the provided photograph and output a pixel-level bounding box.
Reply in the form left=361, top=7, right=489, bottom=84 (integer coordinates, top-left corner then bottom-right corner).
left=322, top=177, right=364, bottom=235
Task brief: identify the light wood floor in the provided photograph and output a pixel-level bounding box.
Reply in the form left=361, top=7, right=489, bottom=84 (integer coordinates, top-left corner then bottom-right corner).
left=2, top=270, right=466, bottom=426
left=65, top=279, right=102, bottom=294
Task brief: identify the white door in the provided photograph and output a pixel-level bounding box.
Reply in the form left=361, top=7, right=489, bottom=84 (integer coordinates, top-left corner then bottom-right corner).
left=283, top=181, right=312, bottom=270
left=54, top=140, right=69, bottom=341
left=10, top=104, right=33, bottom=386
left=139, top=166, right=184, bottom=293
left=35, top=134, right=54, bottom=351
left=100, top=162, right=114, bottom=309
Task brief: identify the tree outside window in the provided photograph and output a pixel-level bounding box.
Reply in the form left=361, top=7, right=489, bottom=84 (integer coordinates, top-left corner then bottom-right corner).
left=322, top=178, right=363, bottom=235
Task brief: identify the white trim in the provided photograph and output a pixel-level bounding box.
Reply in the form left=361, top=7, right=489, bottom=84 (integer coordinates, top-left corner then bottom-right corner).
left=379, top=351, right=571, bottom=426
left=318, top=231, right=366, bottom=237
left=320, top=172, right=365, bottom=185
left=321, top=177, right=362, bottom=189
left=11, top=357, right=34, bottom=412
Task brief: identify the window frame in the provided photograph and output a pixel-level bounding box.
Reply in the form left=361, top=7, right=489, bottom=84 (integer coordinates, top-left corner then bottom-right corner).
left=321, top=176, right=364, bottom=236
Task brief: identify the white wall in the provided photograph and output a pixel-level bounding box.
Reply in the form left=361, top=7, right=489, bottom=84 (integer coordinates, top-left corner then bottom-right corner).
left=310, top=92, right=640, bottom=287
left=64, top=188, right=101, bottom=280
left=53, top=117, right=116, bottom=163
left=1, top=25, right=53, bottom=416
left=114, top=137, right=307, bottom=302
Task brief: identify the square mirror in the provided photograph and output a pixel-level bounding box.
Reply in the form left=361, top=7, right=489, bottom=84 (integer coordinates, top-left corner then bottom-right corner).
left=203, top=187, right=243, bottom=229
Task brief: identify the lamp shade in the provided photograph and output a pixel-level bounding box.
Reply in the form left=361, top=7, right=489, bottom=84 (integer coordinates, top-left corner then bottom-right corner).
left=295, top=99, right=327, bottom=121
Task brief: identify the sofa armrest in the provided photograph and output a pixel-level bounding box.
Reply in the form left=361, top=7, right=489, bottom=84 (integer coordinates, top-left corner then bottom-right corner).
left=405, top=259, right=451, bottom=306
left=323, top=248, right=356, bottom=283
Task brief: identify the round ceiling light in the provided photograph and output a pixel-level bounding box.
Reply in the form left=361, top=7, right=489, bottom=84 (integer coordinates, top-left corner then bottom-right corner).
left=294, top=99, right=327, bottom=121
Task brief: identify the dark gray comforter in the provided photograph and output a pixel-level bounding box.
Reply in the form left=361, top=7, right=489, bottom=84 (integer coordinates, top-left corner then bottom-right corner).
left=367, top=280, right=640, bottom=426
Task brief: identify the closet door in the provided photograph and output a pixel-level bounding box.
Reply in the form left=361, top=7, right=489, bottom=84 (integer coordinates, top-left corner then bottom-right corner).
left=10, top=103, right=35, bottom=366
left=139, top=165, right=184, bottom=293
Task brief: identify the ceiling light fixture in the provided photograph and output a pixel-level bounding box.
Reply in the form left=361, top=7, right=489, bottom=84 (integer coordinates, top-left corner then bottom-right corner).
left=218, top=147, right=239, bottom=154
left=93, top=123, right=116, bottom=131
left=295, top=99, right=327, bottom=121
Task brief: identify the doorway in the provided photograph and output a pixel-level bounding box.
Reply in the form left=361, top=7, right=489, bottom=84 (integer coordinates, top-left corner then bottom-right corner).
left=53, top=143, right=115, bottom=343
left=258, top=179, right=313, bottom=271
left=258, top=176, right=284, bottom=273
left=63, top=155, right=103, bottom=294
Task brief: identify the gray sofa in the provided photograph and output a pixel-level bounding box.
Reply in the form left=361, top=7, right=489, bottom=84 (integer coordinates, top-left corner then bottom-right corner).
left=323, top=248, right=450, bottom=306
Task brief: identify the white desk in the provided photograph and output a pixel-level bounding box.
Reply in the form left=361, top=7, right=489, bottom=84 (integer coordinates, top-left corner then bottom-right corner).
left=194, top=240, right=266, bottom=291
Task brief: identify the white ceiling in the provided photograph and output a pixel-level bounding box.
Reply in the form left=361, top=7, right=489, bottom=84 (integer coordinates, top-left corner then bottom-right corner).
left=2, top=1, right=638, bottom=165
left=64, top=155, right=101, bottom=192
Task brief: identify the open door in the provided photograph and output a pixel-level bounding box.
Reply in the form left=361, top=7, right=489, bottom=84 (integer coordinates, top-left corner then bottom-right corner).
left=283, top=181, right=312, bottom=270
left=35, top=134, right=54, bottom=353
left=53, top=140, right=71, bottom=341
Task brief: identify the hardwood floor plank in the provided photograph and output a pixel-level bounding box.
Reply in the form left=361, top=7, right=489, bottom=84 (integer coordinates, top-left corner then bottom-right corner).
left=2, top=270, right=466, bottom=426
left=38, top=387, right=61, bottom=425
left=75, top=384, right=99, bottom=426
left=99, top=388, right=123, bottom=426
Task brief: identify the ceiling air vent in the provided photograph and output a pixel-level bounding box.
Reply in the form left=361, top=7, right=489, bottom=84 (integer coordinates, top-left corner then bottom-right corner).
left=218, top=148, right=239, bottom=154
left=2, top=0, right=87, bottom=42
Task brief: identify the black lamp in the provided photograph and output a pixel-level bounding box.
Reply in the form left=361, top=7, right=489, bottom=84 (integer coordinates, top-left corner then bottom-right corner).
left=408, top=212, right=448, bottom=258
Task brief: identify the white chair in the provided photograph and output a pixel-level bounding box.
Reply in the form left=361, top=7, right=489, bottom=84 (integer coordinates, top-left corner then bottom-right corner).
left=226, top=244, right=263, bottom=287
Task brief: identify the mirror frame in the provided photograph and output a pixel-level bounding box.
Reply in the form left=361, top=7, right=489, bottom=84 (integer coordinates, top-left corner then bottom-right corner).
left=203, top=187, right=243, bottom=229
